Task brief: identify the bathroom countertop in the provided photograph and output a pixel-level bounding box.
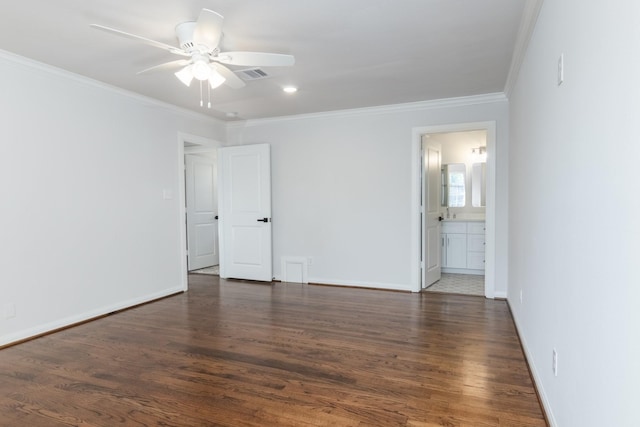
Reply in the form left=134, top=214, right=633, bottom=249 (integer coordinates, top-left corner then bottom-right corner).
left=441, top=218, right=485, bottom=222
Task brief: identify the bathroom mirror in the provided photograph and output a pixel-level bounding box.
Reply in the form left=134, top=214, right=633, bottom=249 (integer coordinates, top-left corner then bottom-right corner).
left=441, top=163, right=466, bottom=207
left=471, top=162, right=486, bottom=207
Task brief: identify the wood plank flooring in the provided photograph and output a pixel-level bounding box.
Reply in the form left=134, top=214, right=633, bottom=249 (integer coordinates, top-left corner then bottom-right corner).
left=0, top=275, right=546, bottom=426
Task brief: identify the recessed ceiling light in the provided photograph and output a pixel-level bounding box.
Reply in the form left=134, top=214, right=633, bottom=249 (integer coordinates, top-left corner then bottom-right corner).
left=283, top=86, right=298, bottom=93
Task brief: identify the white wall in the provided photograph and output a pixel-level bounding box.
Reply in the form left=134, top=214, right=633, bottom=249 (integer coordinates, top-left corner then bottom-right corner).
left=508, top=1, right=640, bottom=425
left=227, top=97, right=509, bottom=293
left=0, top=51, right=225, bottom=346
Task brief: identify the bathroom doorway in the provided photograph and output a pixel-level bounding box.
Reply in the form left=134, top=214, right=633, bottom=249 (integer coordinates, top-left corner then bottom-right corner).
left=412, top=121, right=496, bottom=298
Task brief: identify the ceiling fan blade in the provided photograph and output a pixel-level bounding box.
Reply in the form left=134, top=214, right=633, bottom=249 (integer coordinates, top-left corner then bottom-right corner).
left=215, top=64, right=246, bottom=89
left=90, top=24, right=188, bottom=56
left=193, top=9, right=224, bottom=50
left=137, top=59, right=191, bottom=75
left=216, top=52, right=295, bottom=67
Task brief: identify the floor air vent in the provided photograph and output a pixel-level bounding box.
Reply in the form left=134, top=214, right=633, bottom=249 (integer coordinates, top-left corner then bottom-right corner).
left=237, top=68, right=270, bottom=80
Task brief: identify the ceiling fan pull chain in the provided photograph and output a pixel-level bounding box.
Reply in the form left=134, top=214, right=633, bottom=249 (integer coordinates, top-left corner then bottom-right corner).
left=207, top=83, right=212, bottom=109
left=199, top=80, right=204, bottom=107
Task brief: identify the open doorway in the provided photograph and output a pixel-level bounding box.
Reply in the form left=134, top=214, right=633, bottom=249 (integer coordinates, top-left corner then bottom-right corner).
left=177, top=133, right=221, bottom=286
left=411, top=122, right=496, bottom=298
left=185, top=152, right=219, bottom=272
left=424, top=130, right=487, bottom=296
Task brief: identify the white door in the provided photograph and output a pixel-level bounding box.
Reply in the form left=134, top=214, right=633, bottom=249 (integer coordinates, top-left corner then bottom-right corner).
left=218, top=144, right=272, bottom=281
left=185, top=154, right=219, bottom=271
left=422, top=135, right=442, bottom=288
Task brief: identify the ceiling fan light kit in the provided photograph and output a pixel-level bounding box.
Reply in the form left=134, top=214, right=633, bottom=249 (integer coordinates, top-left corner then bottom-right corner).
left=192, top=61, right=210, bottom=80
left=91, top=8, right=295, bottom=109
left=208, top=68, right=226, bottom=89
left=174, top=66, right=194, bottom=86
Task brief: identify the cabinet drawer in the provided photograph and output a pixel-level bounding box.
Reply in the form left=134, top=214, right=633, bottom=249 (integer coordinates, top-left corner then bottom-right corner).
left=442, top=222, right=466, bottom=234
left=467, top=222, right=486, bottom=234
left=467, top=235, right=486, bottom=252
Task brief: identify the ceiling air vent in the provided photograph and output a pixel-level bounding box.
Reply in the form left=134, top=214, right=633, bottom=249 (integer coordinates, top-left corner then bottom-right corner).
left=237, top=68, right=270, bottom=80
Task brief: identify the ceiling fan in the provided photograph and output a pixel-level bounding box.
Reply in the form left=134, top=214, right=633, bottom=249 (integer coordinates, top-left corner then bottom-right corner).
left=91, top=8, right=295, bottom=94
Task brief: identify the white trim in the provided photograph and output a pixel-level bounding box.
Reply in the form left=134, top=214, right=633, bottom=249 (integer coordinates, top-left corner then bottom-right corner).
left=0, top=48, right=225, bottom=126
left=177, top=133, right=222, bottom=290
left=303, top=277, right=414, bottom=292
left=178, top=137, right=188, bottom=292
left=281, top=257, right=309, bottom=284
left=228, top=93, right=508, bottom=128
left=412, top=122, right=497, bottom=297
left=504, top=0, right=545, bottom=97
left=0, top=286, right=184, bottom=347
left=510, top=302, right=557, bottom=426
left=180, top=132, right=223, bottom=149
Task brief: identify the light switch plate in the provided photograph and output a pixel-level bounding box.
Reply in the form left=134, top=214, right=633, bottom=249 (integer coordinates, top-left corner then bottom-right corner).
left=4, top=303, right=16, bottom=319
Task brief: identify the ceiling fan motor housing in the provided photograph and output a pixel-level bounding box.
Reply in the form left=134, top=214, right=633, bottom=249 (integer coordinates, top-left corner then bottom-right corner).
left=175, top=22, right=198, bottom=52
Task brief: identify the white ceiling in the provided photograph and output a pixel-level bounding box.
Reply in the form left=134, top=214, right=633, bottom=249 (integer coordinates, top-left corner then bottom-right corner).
left=0, top=0, right=527, bottom=121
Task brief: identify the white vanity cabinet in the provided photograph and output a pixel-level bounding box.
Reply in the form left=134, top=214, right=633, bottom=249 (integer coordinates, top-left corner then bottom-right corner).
left=441, top=222, right=467, bottom=269
left=441, top=221, right=485, bottom=274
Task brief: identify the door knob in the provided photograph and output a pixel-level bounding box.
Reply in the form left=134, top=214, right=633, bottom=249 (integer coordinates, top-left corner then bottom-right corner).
left=257, top=217, right=270, bottom=222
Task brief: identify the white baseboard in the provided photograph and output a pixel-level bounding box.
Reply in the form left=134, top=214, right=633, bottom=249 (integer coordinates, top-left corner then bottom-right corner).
left=0, top=286, right=184, bottom=347
left=273, top=275, right=412, bottom=291
left=494, top=291, right=507, bottom=299
left=306, top=277, right=413, bottom=292
left=508, top=300, right=557, bottom=427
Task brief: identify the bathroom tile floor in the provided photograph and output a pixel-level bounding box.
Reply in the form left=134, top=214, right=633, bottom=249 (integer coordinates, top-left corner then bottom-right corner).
left=190, top=265, right=219, bottom=276
left=424, top=273, right=484, bottom=296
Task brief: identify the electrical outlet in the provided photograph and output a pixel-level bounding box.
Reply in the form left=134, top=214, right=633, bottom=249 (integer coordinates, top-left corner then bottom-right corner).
left=552, top=348, right=558, bottom=376
left=558, top=53, right=564, bottom=86
left=307, top=257, right=313, bottom=266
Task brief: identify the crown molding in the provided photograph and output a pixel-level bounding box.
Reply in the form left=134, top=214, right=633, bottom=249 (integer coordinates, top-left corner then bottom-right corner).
left=504, top=0, right=545, bottom=98
left=0, top=48, right=225, bottom=126
left=227, top=93, right=508, bottom=129
left=0, top=47, right=514, bottom=132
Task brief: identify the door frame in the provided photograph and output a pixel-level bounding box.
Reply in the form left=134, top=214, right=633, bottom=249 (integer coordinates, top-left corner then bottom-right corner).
left=177, top=132, right=222, bottom=291
left=411, top=121, right=496, bottom=297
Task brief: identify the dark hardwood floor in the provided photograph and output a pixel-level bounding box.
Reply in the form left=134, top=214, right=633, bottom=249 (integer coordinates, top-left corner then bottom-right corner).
left=0, top=274, right=546, bottom=426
